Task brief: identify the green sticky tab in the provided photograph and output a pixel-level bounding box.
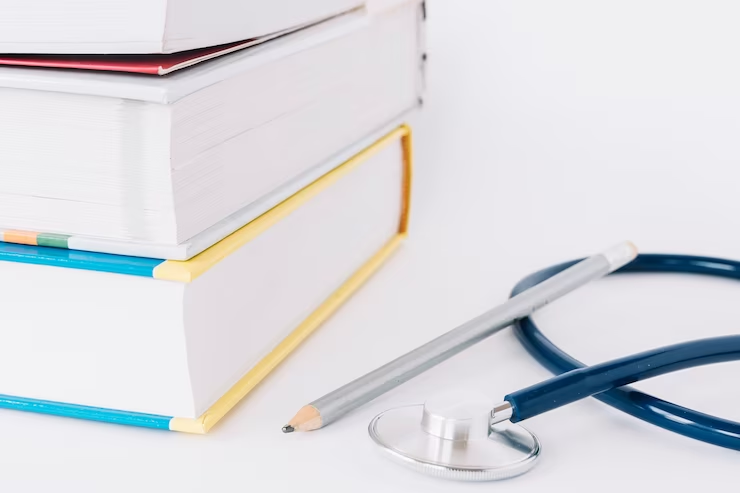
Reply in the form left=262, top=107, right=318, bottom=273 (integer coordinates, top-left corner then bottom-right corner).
left=37, top=233, right=70, bottom=249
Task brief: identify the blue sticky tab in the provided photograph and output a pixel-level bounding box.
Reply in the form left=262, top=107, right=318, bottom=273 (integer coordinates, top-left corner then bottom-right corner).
left=0, top=243, right=163, bottom=277
left=0, top=394, right=173, bottom=430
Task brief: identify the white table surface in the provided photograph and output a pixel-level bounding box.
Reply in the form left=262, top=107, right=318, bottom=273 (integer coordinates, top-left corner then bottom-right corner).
left=8, top=1, right=740, bottom=491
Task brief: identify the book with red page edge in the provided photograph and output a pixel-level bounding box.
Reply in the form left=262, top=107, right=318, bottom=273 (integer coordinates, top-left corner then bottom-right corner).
left=0, top=27, right=293, bottom=75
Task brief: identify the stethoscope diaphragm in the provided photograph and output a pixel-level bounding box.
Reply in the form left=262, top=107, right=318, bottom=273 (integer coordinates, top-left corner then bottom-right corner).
left=368, top=392, right=540, bottom=481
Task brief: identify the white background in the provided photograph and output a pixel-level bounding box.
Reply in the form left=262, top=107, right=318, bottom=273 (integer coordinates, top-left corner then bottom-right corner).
left=6, top=1, right=740, bottom=491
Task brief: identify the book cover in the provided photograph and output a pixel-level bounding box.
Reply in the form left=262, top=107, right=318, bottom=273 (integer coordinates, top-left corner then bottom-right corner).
left=0, top=30, right=295, bottom=76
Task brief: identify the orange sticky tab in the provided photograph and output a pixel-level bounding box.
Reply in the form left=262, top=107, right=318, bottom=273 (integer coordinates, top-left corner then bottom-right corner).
left=2, top=230, right=38, bottom=245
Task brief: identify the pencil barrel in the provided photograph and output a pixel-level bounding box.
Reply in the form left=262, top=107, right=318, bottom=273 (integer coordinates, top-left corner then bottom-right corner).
left=312, top=254, right=613, bottom=426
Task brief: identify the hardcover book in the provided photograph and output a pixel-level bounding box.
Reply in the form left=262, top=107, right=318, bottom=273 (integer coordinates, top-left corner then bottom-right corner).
left=0, top=126, right=412, bottom=433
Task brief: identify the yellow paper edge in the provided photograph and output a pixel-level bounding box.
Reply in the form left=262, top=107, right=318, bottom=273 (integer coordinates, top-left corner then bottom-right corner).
left=169, top=125, right=413, bottom=433
left=154, top=125, right=412, bottom=283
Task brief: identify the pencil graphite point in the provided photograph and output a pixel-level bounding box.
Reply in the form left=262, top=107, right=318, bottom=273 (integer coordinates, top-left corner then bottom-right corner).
left=283, top=405, right=322, bottom=433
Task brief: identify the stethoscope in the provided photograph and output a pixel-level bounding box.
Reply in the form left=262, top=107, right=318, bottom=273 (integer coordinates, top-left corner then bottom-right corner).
left=368, top=254, right=740, bottom=481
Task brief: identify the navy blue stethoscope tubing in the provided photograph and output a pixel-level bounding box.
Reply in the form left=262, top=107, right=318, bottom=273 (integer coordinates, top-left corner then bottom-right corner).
left=506, top=253, right=740, bottom=451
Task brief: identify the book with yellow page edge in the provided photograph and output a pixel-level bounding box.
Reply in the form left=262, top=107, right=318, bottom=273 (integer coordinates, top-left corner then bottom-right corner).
left=0, top=125, right=412, bottom=433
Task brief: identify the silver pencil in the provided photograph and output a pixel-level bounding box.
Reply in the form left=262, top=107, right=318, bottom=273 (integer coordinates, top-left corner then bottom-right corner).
left=282, top=241, right=638, bottom=432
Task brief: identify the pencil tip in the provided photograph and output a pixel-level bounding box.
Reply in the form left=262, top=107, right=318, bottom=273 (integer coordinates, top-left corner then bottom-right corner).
left=282, top=424, right=295, bottom=433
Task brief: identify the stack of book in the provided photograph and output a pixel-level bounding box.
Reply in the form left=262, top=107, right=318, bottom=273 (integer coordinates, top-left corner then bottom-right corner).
left=0, top=0, right=425, bottom=433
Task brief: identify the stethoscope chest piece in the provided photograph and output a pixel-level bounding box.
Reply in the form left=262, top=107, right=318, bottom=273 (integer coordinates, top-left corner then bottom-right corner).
left=368, top=392, right=540, bottom=481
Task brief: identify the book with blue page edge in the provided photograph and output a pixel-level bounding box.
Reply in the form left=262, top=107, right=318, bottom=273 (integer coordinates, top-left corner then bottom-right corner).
left=0, top=119, right=408, bottom=262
